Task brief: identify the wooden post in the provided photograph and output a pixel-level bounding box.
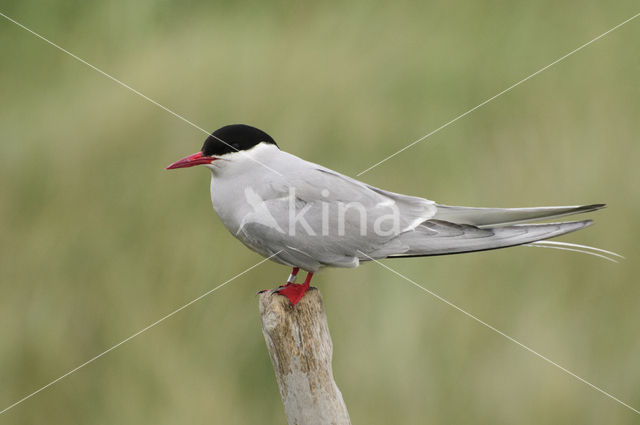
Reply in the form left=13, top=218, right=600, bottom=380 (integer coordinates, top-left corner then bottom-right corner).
left=259, top=287, right=351, bottom=425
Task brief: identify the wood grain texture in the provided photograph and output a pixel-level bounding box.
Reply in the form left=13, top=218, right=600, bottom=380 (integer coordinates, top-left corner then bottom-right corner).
left=259, top=288, right=351, bottom=425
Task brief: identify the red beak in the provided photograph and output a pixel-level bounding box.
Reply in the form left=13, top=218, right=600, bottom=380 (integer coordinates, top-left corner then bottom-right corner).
left=166, top=152, right=216, bottom=170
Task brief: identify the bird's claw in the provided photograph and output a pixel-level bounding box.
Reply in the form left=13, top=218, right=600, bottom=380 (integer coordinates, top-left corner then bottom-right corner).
left=258, top=270, right=313, bottom=305
left=273, top=282, right=310, bottom=305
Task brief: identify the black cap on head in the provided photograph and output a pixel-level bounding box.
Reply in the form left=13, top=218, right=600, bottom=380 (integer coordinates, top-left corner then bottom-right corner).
left=201, top=124, right=278, bottom=156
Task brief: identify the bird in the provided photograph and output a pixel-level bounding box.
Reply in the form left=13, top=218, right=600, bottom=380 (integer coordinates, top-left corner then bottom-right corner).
left=167, top=124, right=605, bottom=305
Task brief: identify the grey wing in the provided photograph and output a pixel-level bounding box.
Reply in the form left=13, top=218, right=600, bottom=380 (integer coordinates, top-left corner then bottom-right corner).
left=296, top=166, right=439, bottom=230
left=238, top=163, right=438, bottom=269
left=432, top=203, right=605, bottom=227
left=238, top=154, right=602, bottom=265
left=370, top=203, right=602, bottom=258
left=378, top=219, right=592, bottom=259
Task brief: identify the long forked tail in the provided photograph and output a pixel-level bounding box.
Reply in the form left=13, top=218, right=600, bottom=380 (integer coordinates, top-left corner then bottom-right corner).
left=524, top=240, right=624, bottom=263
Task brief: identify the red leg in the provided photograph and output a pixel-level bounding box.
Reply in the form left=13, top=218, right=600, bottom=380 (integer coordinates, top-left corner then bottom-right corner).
left=276, top=272, right=313, bottom=305
left=278, top=267, right=300, bottom=289
left=287, top=267, right=300, bottom=284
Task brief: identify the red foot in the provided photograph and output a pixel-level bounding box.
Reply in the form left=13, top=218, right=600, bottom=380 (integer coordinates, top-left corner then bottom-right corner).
left=276, top=283, right=309, bottom=305
left=276, top=272, right=314, bottom=305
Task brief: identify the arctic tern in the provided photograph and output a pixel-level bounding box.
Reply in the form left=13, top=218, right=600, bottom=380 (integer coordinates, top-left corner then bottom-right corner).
left=167, top=124, right=604, bottom=305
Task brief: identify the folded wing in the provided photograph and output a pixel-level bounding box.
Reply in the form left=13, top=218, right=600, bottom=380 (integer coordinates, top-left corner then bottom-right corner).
left=381, top=219, right=593, bottom=258
left=432, top=203, right=604, bottom=227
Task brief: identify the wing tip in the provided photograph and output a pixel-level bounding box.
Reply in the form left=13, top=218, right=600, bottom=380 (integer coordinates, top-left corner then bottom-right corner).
left=579, top=203, right=606, bottom=212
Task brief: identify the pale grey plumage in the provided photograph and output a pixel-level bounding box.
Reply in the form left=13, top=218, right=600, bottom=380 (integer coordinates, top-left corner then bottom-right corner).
left=205, top=143, right=602, bottom=272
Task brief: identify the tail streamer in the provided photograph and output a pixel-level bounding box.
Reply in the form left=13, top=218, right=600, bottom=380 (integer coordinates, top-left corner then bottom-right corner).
left=524, top=240, right=624, bottom=263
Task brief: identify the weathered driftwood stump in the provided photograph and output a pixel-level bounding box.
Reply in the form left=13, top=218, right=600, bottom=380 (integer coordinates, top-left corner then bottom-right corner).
left=259, top=288, right=351, bottom=425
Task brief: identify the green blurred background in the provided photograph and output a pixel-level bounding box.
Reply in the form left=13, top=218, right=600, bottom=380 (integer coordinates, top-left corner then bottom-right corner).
left=1, top=1, right=639, bottom=423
